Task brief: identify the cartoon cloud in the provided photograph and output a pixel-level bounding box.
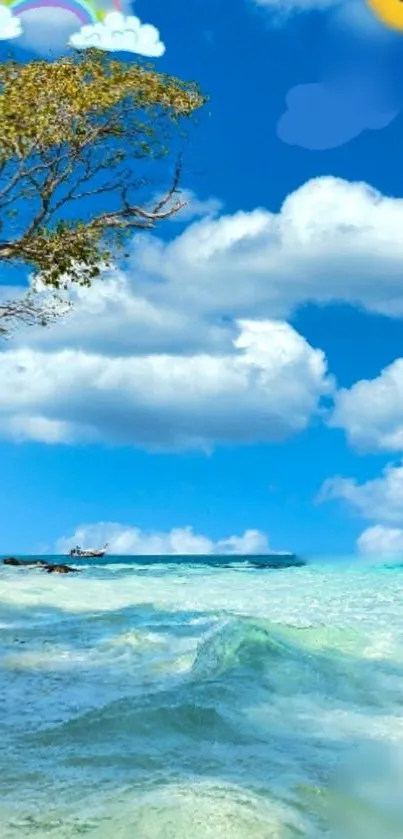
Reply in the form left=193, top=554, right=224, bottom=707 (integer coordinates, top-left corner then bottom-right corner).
left=69, top=10, right=166, bottom=55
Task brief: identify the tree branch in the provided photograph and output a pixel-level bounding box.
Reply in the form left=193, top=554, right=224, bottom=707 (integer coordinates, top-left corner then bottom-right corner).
left=90, top=156, right=186, bottom=231
left=0, top=289, right=71, bottom=336
left=0, top=155, right=187, bottom=261
left=151, top=155, right=183, bottom=214
left=0, top=53, right=206, bottom=296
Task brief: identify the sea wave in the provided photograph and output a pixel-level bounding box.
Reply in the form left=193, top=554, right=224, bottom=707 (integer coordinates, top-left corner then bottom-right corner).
left=2, top=563, right=403, bottom=837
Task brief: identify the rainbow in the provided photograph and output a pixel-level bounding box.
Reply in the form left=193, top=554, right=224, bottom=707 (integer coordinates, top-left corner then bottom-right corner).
left=2, top=0, right=121, bottom=26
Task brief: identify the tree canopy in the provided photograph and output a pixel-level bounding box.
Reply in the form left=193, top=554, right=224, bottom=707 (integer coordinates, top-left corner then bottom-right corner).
left=0, top=50, right=206, bottom=335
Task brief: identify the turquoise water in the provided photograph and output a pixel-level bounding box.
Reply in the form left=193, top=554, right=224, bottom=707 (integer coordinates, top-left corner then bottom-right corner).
left=1, top=557, right=403, bottom=838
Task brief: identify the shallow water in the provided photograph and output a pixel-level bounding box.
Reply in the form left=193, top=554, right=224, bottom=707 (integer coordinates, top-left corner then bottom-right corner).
left=1, top=557, right=403, bottom=838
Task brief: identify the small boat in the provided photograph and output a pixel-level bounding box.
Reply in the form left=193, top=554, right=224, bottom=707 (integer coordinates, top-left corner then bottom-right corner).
left=68, top=543, right=108, bottom=558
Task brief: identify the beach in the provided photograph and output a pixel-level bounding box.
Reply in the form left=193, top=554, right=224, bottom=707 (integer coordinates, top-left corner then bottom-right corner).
left=1, top=557, right=403, bottom=838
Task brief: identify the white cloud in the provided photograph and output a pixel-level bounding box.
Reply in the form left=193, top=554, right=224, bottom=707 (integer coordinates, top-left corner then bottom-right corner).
left=0, top=6, right=22, bottom=40
left=319, top=462, right=403, bottom=524
left=330, top=359, right=403, bottom=453
left=357, top=524, right=403, bottom=556
left=4, top=270, right=234, bottom=357
left=319, top=461, right=403, bottom=555
left=251, top=0, right=345, bottom=19
left=8, top=176, right=403, bottom=349
left=166, top=191, right=224, bottom=223
left=253, top=0, right=340, bottom=8
left=252, top=0, right=376, bottom=28
left=69, top=11, right=165, bottom=56
left=0, top=318, right=331, bottom=448
left=319, top=349, right=403, bottom=556
left=56, top=522, right=272, bottom=555
left=128, top=177, right=403, bottom=323
left=6, top=174, right=403, bottom=452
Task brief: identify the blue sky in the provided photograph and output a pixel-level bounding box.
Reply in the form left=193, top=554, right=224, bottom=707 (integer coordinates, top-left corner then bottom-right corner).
left=2, top=0, right=403, bottom=557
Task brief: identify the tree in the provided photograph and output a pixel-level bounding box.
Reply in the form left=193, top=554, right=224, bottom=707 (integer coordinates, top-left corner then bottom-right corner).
left=0, top=49, right=206, bottom=336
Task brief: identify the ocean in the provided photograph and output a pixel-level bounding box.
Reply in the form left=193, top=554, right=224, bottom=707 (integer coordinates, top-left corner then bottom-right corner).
left=1, top=556, right=403, bottom=838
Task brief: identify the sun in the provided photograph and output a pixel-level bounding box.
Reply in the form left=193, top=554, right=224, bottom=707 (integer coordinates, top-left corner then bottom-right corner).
left=366, top=0, right=403, bottom=31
